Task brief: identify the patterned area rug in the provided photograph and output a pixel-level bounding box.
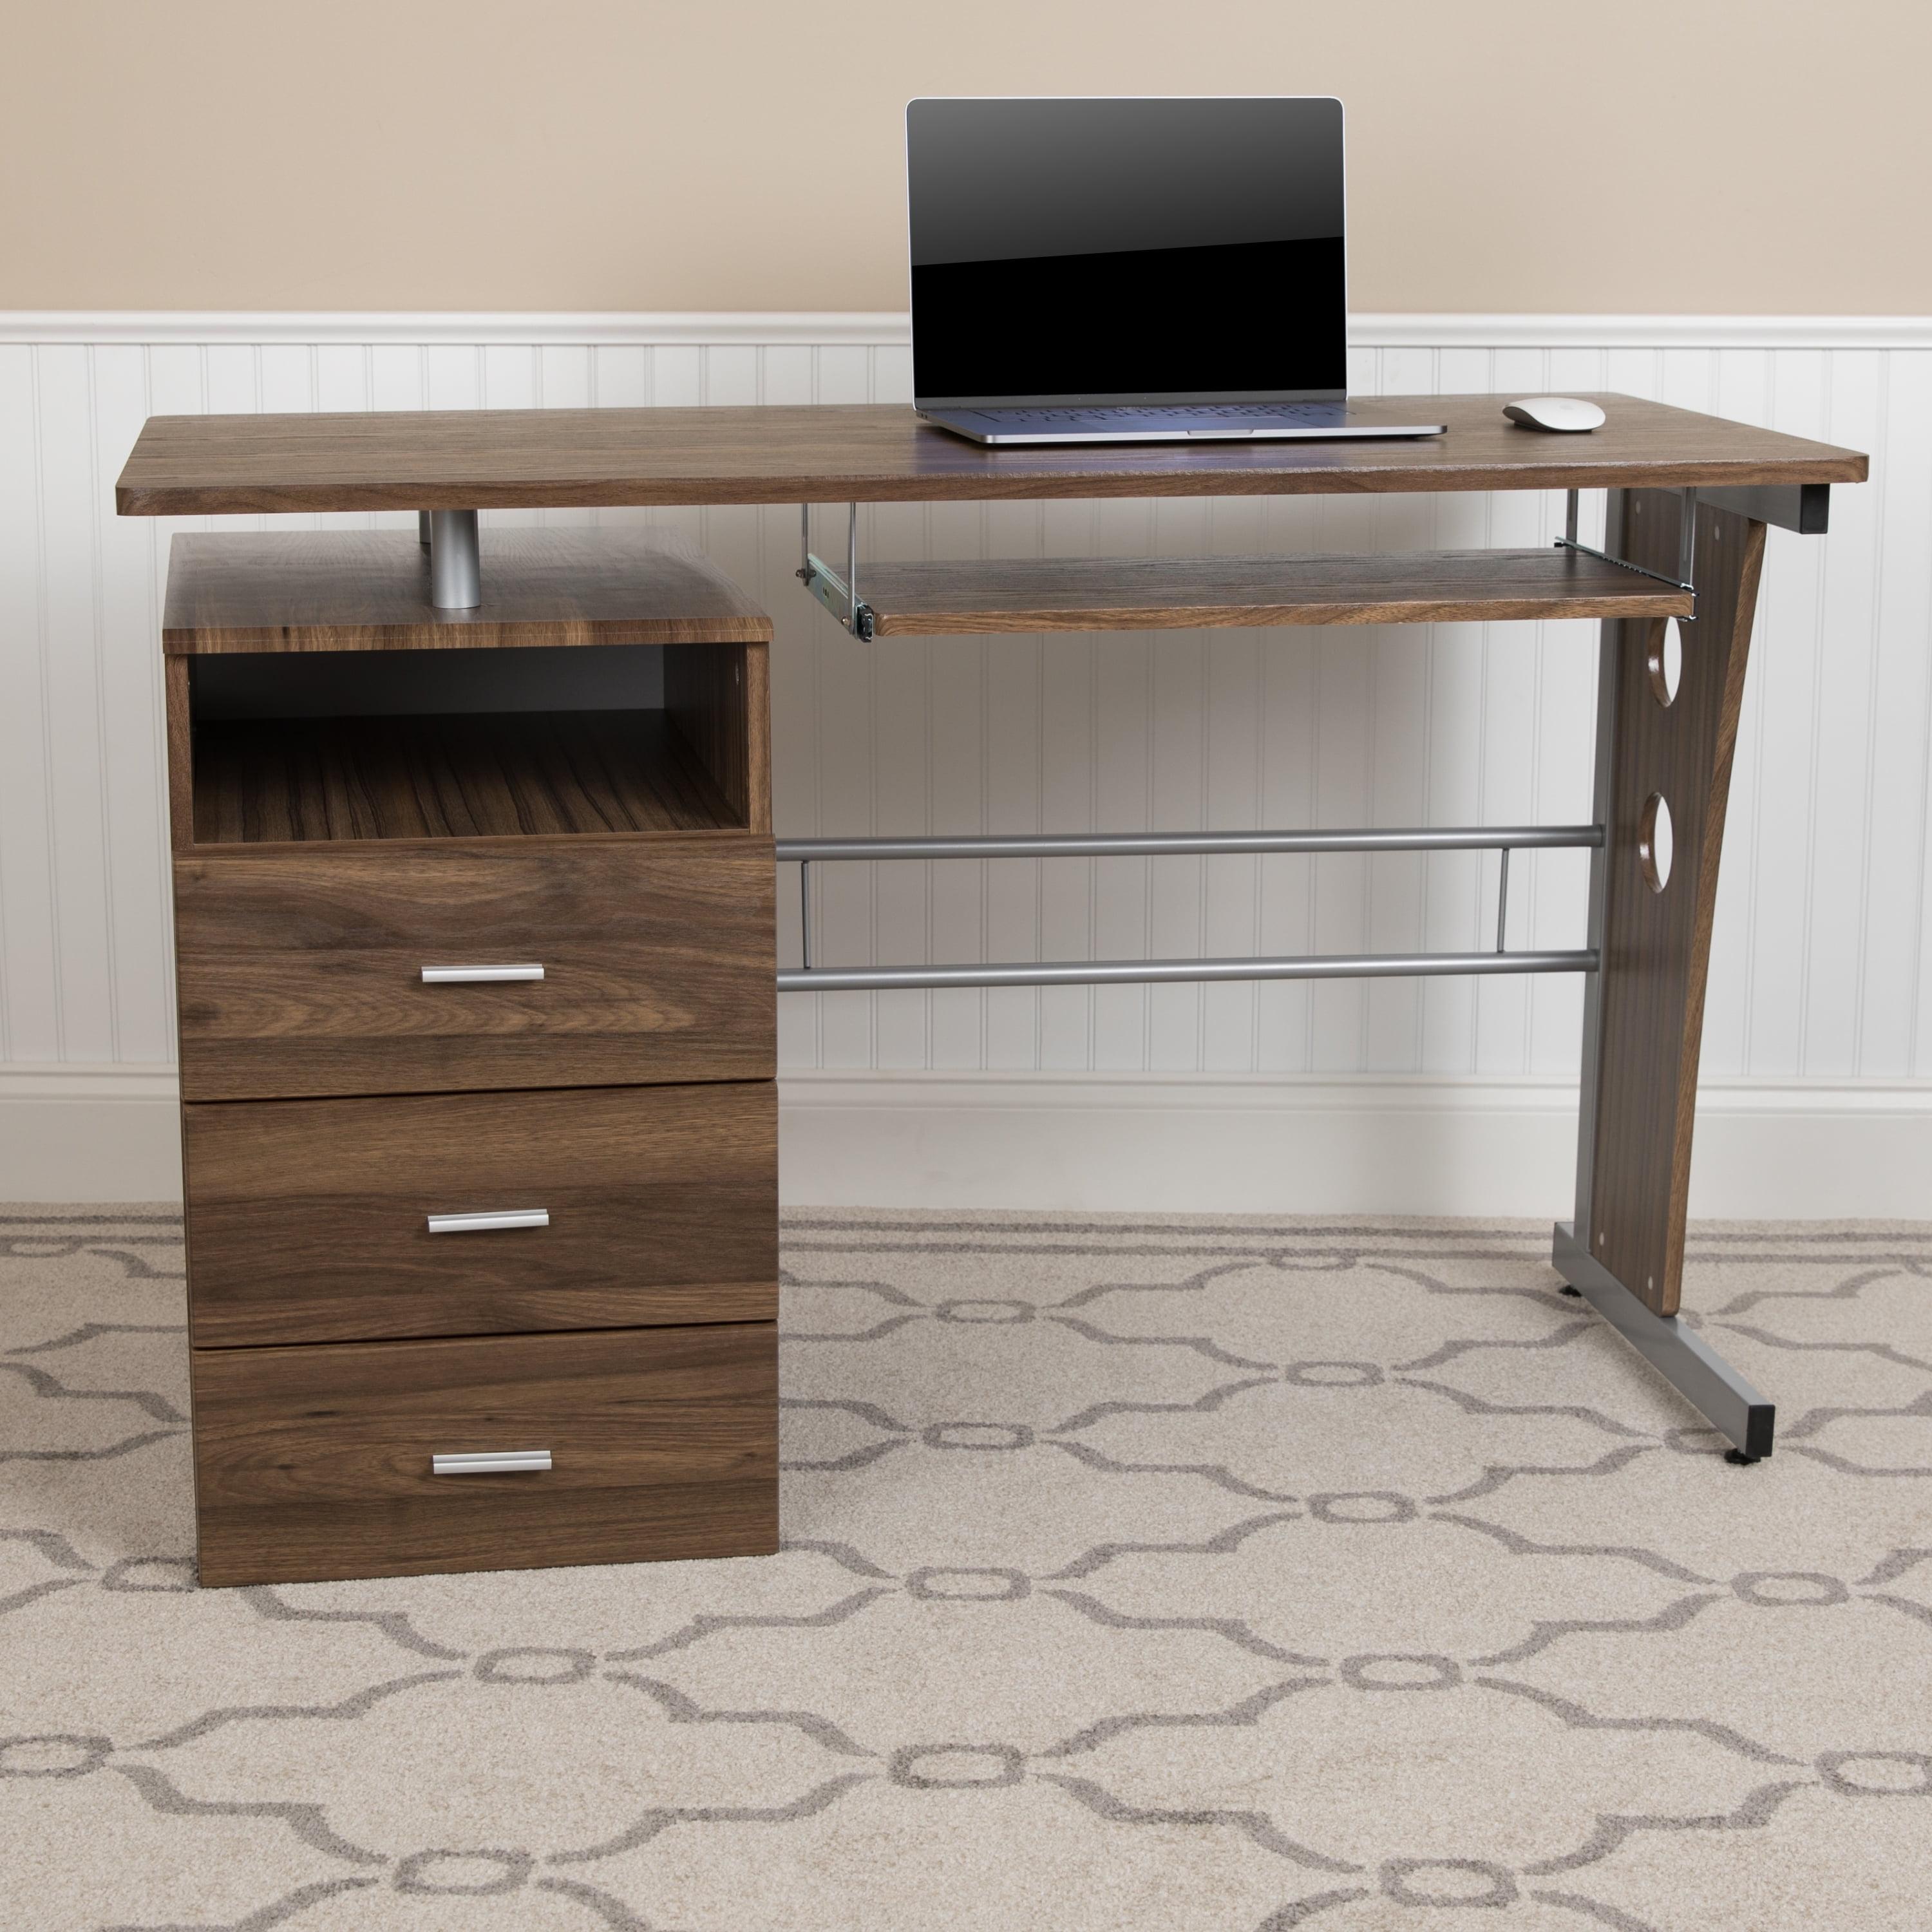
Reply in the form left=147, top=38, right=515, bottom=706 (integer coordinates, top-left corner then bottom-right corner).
left=4, top=1208, right=1931, bottom=1931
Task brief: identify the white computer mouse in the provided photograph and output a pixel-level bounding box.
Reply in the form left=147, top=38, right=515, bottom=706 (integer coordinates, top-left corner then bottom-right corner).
left=1503, top=396, right=1606, bottom=433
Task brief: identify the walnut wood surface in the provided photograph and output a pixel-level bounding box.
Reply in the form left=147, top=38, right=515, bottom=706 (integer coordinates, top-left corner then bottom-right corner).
left=855, top=547, right=1695, bottom=636
left=190, top=1322, right=778, bottom=1585
left=665, top=642, right=771, bottom=832
left=162, top=529, right=772, bottom=653
left=744, top=644, right=771, bottom=831
left=1584, top=494, right=1765, bottom=1318
left=164, top=658, right=194, bottom=854
left=116, top=396, right=1867, bottom=515
left=183, top=1081, right=776, bottom=1347
left=191, top=710, right=741, bottom=842
left=172, top=837, right=776, bottom=1101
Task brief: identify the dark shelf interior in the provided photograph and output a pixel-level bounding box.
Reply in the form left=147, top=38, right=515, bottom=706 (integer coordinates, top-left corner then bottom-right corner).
left=191, top=710, right=740, bottom=844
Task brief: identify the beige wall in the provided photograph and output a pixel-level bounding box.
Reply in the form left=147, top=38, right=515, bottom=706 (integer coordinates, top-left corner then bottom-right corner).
left=3, top=0, right=1927, bottom=314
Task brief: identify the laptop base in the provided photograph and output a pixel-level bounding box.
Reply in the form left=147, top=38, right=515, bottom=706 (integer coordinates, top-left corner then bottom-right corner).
left=918, top=402, right=1448, bottom=447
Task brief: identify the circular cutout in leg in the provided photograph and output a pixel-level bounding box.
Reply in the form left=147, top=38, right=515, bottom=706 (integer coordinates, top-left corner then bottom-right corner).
left=1647, top=619, right=1684, bottom=708
left=1638, top=793, right=1674, bottom=894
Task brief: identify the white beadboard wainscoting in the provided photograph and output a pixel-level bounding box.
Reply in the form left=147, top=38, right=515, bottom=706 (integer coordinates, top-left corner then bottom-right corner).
left=1, top=312, right=1929, bottom=1213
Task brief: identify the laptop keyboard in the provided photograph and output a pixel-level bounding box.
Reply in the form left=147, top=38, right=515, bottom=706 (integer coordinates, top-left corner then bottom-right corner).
left=982, top=402, right=1342, bottom=426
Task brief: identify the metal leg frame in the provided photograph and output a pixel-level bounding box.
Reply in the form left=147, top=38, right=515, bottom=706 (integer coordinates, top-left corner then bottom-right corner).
left=779, top=488, right=1775, bottom=1461
left=1551, top=1222, right=1773, bottom=1461
left=1553, top=486, right=1771, bottom=1462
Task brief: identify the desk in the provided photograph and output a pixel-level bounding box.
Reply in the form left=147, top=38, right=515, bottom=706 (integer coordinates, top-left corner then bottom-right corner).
left=118, top=394, right=1866, bottom=1582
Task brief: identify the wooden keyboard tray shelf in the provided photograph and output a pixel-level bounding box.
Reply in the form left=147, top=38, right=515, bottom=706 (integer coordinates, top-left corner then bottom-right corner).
left=847, top=547, right=1696, bottom=637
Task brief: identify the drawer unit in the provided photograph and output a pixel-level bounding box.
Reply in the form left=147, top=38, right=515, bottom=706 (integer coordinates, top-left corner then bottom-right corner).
left=158, top=529, right=780, bottom=1586
left=174, top=835, right=775, bottom=1102
left=189, top=1323, right=779, bottom=1586
left=182, top=1081, right=777, bottom=1347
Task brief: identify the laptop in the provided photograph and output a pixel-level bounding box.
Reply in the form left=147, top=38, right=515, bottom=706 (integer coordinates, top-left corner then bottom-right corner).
left=907, top=97, right=1445, bottom=446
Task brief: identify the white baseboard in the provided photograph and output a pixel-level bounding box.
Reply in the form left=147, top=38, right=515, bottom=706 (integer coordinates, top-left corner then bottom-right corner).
left=5, top=1065, right=1929, bottom=1220
left=0, top=1066, right=184, bottom=1205
left=778, top=1072, right=1932, bottom=1220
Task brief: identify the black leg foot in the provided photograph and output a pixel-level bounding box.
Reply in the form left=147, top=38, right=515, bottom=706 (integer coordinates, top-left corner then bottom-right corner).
left=1725, top=1448, right=1763, bottom=1466
left=1559, top=1284, right=1583, bottom=1297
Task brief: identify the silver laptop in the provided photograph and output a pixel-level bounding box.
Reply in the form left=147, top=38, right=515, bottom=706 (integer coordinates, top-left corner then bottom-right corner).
left=907, top=97, right=1444, bottom=447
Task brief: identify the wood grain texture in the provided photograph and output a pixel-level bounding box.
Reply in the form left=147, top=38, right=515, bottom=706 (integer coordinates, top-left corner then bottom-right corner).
left=191, top=711, right=741, bottom=842
left=164, top=657, right=194, bottom=854
left=666, top=641, right=771, bottom=833
left=855, top=548, right=1695, bottom=636
left=172, top=836, right=776, bottom=1101
left=744, top=641, right=770, bottom=835
left=183, top=1081, right=776, bottom=1347
left=161, top=529, right=772, bottom=653
left=189, top=1322, right=778, bottom=1586
left=1586, top=493, right=1766, bottom=1317
left=115, top=395, right=1868, bottom=515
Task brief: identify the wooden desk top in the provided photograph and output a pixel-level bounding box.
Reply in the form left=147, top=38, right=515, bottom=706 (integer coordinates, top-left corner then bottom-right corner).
left=116, top=394, right=1866, bottom=515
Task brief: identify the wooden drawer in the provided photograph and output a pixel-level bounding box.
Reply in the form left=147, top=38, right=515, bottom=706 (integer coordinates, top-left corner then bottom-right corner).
left=190, top=1323, right=778, bottom=1586
left=172, top=835, right=774, bottom=1102
left=183, top=1081, right=776, bottom=1347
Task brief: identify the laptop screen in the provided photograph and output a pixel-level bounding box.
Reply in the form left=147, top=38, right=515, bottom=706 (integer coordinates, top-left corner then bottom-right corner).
left=907, top=97, right=1347, bottom=407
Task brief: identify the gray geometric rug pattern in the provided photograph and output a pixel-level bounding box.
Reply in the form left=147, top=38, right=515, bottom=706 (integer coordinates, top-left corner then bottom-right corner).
left=4, top=1206, right=1931, bottom=1930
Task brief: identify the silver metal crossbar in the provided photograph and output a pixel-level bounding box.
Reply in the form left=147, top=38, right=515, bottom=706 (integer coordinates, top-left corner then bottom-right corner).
left=776, top=825, right=1602, bottom=864
left=778, top=824, right=1600, bottom=992
left=780, top=949, right=1596, bottom=994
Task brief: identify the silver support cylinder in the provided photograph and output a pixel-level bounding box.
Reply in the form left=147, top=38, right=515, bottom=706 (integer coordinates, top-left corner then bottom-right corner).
left=428, top=509, right=482, bottom=610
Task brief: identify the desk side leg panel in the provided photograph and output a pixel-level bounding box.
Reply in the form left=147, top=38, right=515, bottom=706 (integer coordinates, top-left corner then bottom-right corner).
left=1560, top=491, right=1770, bottom=1451
left=1574, top=492, right=1765, bottom=1320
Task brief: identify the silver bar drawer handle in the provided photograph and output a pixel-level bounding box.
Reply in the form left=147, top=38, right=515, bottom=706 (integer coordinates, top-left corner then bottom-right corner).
left=426, top=1209, right=550, bottom=1235
left=421, top=964, right=545, bottom=983
left=431, top=1450, right=552, bottom=1476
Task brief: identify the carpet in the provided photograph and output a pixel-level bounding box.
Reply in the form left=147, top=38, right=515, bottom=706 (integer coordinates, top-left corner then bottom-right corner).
left=3, top=1207, right=1931, bottom=1931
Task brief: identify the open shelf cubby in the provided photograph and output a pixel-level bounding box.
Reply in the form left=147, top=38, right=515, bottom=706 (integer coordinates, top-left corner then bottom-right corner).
left=185, top=644, right=752, bottom=844
left=191, top=708, right=737, bottom=844
left=164, top=530, right=772, bottom=846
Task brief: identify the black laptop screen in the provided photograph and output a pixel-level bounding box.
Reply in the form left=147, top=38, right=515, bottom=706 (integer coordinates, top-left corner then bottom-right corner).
left=907, top=97, right=1347, bottom=406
